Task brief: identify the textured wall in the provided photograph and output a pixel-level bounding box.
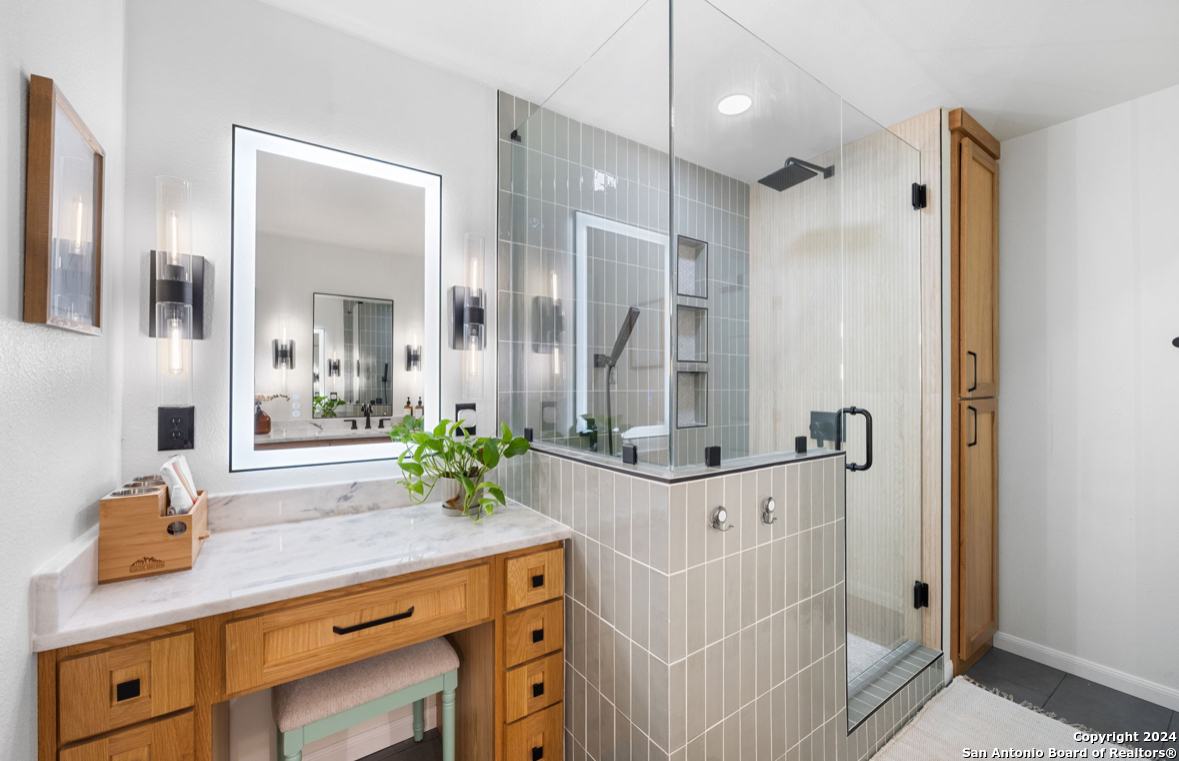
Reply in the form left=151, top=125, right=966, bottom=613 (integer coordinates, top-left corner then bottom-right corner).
left=0, top=0, right=127, bottom=758
left=119, top=0, right=497, bottom=493
left=998, top=84, right=1179, bottom=703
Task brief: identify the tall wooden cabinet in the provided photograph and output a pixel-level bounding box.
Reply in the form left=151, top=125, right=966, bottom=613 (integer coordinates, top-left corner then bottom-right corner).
left=950, top=108, right=1001, bottom=672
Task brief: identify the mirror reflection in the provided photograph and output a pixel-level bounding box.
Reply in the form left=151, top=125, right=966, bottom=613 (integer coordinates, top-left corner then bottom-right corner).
left=251, top=149, right=426, bottom=451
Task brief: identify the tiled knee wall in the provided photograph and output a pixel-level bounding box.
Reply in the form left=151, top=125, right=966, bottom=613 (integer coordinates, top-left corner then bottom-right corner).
left=499, top=451, right=944, bottom=761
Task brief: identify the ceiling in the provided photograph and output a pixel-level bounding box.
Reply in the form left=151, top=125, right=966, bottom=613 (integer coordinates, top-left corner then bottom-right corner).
left=258, top=0, right=1179, bottom=147
left=256, top=151, right=425, bottom=255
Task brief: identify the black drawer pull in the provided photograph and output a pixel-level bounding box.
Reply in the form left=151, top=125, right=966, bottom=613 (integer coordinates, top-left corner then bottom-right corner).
left=531, top=573, right=545, bottom=588
left=968, top=406, right=979, bottom=447
left=532, top=682, right=545, bottom=698
left=967, top=350, right=979, bottom=392
left=532, top=747, right=544, bottom=761
left=333, top=606, right=415, bottom=635
left=531, top=628, right=545, bottom=643
left=115, top=678, right=141, bottom=702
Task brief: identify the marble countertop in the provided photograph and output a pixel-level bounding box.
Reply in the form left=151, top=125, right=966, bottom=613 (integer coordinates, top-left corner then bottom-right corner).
left=30, top=502, right=570, bottom=652
left=254, top=421, right=398, bottom=444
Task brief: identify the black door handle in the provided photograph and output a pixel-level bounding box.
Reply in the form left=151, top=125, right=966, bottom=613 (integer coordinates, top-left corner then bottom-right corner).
left=967, top=351, right=979, bottom=392
left=840, top=407, right=873, bottom=472
left=968, top=406, right=978, bottom=447
left=333, top=606, right=415, bottom=635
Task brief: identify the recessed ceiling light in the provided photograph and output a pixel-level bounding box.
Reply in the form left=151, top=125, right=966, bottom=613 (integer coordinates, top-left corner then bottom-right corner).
left=717, top=94, right=752, bottom=115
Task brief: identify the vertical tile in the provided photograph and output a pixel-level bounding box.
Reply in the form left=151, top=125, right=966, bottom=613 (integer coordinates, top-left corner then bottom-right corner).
left=587, top=685, right=601, bottom=759
left=741, top=549, right=757, bottom=630
left=758, top=468, right=775, bottom=545
left=585, top=465, right=599, bottom=543
left=836, top=459, right=846, bottom=521
left=771, top=683, right=787, bottom=759
left=771, top=538, right=786, bottom=615
left=741, top=471, right=758, bottom=550
left=798, top=529, right=813, bottom=602
left=723, top=475, right=743, bottom=556
left=724, top=554, right=742, bottom=637
left=650, top=484, right=670, bottom=574
left=670, top=571, right=687, bottom=663
left=705, top=478, right=724, bottom=562
left=823, top=458, right=836, bottom=525
left=686, top=565, right=706, bottom=655
left=650, top=655, right=670, bottom=751
left=669, top=484, right=687, bottom=574
left=633, top=479, right=651, bottom=566
left=705, top=642, right=724, bottom=727
left=586, top=539, right=601, bottom=617
left=632, top=641, right=650, bottom=735
left=601, top=468, right=616, bottom=550
left=797, top=463, right=812, bottom=532
left=650, top=572, right=669, bottom=663
left=601, top=618, right=616, bottom=703
left=686, top=480, right=707, bottom=567
left=723, top=633, right=741, bottom=718
left=705, top=725, right=723, bottom=761
left=755, top=617, right=772, bottom=697
left=740, top=625, right=756, bottom=707
left=686, top=650, right=706, bottom=744
left=740, top=702, right=757, bottom=761
left=632, top=562, right=650, bottom=650
left=615, top=627, right=632, bottom=716
left=562, top=459, right=574, bottom=528
left=616, top=553, right=632, bottom=638
left=600, top=544, right=616, bottom=626
left=670, top=658, right=687, bottom=752
left=722, top=713, right=740, bottom=760
left=617, top=474, right=633, bottom=558
left=705, top=559, right=724, bottom=646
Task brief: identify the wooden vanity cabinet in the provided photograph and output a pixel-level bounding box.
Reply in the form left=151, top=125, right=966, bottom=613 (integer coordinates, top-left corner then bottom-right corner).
left=40, top=542, right=566, bottom=761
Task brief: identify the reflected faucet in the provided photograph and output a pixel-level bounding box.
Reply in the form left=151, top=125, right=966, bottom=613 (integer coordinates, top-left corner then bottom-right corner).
left=362, top=403, right=374, bottom=429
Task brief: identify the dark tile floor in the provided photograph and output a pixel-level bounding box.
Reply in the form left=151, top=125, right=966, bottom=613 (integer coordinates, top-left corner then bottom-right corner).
left=966, top=648, right=1178, bottom=751
left=357, top=729, right=442, bottom=761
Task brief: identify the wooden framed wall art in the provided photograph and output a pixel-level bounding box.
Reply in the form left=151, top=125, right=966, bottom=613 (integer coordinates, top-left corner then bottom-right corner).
left=24, top=74, right=105, bottom=335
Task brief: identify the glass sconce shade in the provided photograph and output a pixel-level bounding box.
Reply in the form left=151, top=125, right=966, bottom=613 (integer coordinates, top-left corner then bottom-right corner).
left=156, top=176, right=192, bottom=261
left=156, top=295, right=193, bottom=407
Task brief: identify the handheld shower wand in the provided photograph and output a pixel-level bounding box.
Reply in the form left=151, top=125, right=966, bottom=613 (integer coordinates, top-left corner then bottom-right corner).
left=595, top=307, right=641, bottom=456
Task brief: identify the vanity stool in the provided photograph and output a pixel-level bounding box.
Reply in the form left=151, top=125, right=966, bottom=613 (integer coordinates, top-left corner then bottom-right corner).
left=272, top=637, right=459, bottom=761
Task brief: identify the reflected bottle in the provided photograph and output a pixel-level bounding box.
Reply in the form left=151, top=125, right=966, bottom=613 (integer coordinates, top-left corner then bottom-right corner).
left=414, top=397, right=424, bottom=419
left=254, top=401, right=271, bottom=435
left=403, top=397, right=413, bottom=420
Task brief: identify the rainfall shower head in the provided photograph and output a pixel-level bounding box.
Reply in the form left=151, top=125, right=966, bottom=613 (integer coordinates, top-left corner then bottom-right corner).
left=596, top=307, right=641, bottom=369
left=758, top=157, right=835, bottom=192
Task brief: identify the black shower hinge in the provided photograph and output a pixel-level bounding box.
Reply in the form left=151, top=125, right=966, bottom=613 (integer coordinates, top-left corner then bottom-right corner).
left=911, top=183, right=928, bottom=210
left=913, top=580, right=930, bottom=609
left=510, top=129, right=522, bottom=143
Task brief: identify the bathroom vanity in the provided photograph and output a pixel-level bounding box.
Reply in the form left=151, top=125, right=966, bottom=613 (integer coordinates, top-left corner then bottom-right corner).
left=32, top=503, right=571, bottom=761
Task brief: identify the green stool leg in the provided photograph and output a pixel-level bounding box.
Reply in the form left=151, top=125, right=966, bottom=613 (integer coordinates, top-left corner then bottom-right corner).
left=413, top=698, right=425, bottom=742
left=441, top=670, right=457, bottom=761
left=278, top=726, right=304, bottom=761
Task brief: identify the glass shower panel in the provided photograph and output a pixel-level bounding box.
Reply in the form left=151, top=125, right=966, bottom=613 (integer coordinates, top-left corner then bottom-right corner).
left=839, top=101, right=924, bottom=715
left=672, top=0, right=846, bottom=468
left=498, top=0, right=672, bottom=465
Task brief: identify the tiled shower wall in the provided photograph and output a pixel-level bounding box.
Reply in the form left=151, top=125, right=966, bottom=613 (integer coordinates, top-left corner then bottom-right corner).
left=496, top=91, right=749, bottom=467
left=498, top=451, right=944, bottom=761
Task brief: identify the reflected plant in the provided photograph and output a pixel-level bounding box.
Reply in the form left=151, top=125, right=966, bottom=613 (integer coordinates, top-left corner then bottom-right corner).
left=313, top=395, right=346, bottom=418
left=391, top=419, right=530, bottom=521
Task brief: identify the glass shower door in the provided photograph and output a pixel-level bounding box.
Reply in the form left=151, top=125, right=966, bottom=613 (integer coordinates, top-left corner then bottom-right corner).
left=839, top=103, right=926, bottom=725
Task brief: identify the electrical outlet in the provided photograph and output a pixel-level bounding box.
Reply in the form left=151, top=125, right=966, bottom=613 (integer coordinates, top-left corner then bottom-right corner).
left=158, top=407, right=195, bottom=451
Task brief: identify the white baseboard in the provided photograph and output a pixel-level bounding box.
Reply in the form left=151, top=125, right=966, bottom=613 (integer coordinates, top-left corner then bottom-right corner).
left=994, top=631, right=1179, bottom=712
left=303, top=702, right=437, bottom=761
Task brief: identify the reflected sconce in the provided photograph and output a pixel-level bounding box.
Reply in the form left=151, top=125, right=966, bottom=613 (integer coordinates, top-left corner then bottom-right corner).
left=449, top=233, right=486, bottom=400
left=327, top=358, right=341, bottom=377
left=150, top=176, right=203, bottom=451
left=272, top=315, right=296, bottom=393
left=531, top=271, right=565, bottom=377
left=406, top=336, right=421, bottom=372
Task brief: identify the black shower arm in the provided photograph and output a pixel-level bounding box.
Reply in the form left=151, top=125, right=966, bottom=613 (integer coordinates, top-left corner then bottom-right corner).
left=787, top=157, right=835, bottom=177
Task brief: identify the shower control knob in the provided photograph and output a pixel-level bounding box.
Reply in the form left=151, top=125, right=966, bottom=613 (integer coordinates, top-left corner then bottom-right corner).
left=762, top=497, right=777, bottom=525
left=710, top=506, right=733, bottom=532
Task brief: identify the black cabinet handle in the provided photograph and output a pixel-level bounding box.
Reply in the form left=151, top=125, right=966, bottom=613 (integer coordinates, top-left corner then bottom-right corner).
left=531, top=628, right=545, bottom=643
left=333, top=606, right=415, bottom=635
left=531, top=573, right=545, bottom=588
left=532, top=746, right=544, bottom=761
left=116, top=678, right=141, bottom=702
left=968, top=406, right=978, bottom=447
left=532, top=682, right=545, bottom=698
left=967, top=351, right=979, bottom=392
left=841, top=407, right=873, bottom=472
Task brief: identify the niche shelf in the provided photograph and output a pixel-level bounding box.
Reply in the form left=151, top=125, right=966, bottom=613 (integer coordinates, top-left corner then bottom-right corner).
left=676, top=305, right=708, bottom=363
left=676, top=371, right=708, bottom=429
left=677, top=236, right=708, bottom=298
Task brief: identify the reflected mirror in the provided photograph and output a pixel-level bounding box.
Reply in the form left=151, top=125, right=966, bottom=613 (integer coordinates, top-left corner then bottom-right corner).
left=231, top=127, right=440, bottom=471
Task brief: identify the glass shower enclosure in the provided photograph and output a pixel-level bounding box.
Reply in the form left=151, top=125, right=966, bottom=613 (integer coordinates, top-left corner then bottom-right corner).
left=496, top=0, right=927, bottom=729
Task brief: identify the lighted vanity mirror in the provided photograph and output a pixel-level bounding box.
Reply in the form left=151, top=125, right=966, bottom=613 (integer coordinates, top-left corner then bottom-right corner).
left=231, top=127, right=440, bottom=471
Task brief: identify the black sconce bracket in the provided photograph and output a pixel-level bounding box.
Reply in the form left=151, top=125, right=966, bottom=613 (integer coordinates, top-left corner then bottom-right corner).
left=149, top=252, right=206, bottom=339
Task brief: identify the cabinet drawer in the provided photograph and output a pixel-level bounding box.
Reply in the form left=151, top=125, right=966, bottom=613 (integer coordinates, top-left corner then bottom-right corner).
left=505, top=651, right=564, bottom=723
left=225, top=564, right=490, bottom=694
left=505, top=549, right=563, bottom=612
left=505, top=599, right=563, bottom=668
left=504, top=702, right=563, bottom=761
left=59, top=710, right=193, bottom=761
left=58, top=632, right=194, bottom=744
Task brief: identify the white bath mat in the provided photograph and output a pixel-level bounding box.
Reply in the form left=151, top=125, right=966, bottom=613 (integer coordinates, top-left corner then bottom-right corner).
left=872, top=677, right=1123, bottom=761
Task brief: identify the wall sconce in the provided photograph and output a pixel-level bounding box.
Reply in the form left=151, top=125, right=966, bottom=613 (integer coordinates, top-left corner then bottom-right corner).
left=531, top=271, right=565, bottom=377
left=151, top=176, right=201, bottom=451
left=405, top=337, right=421, bottom=371
left=327, top=358, right=341, bottom=377
left=271, top=314, right=296, bottom=394
left=449, top=233, right=486, bottom=400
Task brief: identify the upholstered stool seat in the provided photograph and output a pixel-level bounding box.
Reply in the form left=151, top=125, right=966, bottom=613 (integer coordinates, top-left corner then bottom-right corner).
left=272, top=638, right=459, bottom=761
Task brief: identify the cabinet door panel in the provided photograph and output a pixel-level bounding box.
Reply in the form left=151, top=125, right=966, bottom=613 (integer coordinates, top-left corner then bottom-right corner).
left=959, top=137, right=999, bottom=398
left=959, top=399, right=998, bottom=663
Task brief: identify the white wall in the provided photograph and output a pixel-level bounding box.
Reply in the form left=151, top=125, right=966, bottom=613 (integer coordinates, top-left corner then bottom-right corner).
left=998, top=84, right=1179, bottom=707
left=0, top=0, right=127, bottom=757
left=119, top=0, right=497, bottom=494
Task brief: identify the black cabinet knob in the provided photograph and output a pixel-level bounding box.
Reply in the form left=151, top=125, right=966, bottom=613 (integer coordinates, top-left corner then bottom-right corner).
left=532, top=682, right=545, bottom=698
left=531, top=628, right=544, bottom=643
left=531, top=573, right=544, bottom=588
left=532, top=746, right=544, bottom=761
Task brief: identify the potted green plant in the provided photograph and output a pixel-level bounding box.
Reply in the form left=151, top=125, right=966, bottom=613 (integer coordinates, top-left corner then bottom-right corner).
left=389, top=418, right=530, bottom=521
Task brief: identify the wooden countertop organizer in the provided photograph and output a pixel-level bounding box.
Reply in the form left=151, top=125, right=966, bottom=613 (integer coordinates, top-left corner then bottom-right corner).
left=98, top=485, right=209, bottom=583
